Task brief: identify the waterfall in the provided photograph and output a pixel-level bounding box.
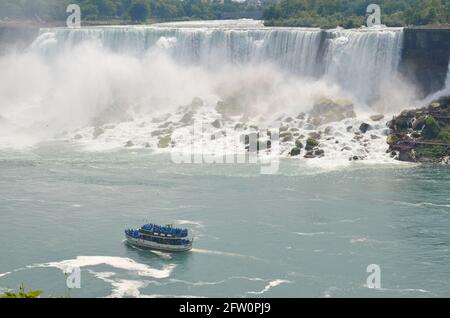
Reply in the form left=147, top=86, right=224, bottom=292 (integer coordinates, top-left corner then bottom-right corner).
left=445, top=60, right=450, bottom=91
left=0, top=20, right=410, bottom=149
left=322, top=28, right=404, bottom=102
left=32, top=20, right=404, bottom=103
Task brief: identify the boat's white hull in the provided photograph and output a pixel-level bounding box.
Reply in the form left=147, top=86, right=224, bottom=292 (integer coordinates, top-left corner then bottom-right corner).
left=125, top=235, right=193, bottom=252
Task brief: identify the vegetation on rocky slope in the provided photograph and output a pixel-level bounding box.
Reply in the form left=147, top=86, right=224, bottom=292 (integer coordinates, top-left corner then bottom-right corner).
left=387, top=96, right=450, bottom=164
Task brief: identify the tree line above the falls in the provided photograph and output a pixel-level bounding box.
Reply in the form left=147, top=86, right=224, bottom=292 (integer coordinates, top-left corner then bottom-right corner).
left=0, top=0, right=267, bottom=23
left=1, top=0, right=449, bottom=28
left=263, top=0, right=450, bottom=28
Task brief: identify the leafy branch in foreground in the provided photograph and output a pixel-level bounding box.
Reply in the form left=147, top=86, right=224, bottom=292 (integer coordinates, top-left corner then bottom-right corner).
left=1, top=284, right=43, bottom=298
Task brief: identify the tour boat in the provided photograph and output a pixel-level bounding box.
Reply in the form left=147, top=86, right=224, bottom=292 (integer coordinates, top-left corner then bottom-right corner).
left=125, top=223, right=193, bottom=252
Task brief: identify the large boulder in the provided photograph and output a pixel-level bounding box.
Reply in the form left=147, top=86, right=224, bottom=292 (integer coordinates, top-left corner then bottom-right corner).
left=359, top=123, right=372, bottom=134
left=295, top=139, right=304, bottom=149
left=158, top=136, right=172, bottom=148
left=370, top=114, right=385, bottom=122
left=305, top=138, right=319, bottom=150
left=290, top=147, right=301, bottom=157
left=216, top=98, right=245, bottom=117
left=308, top=98, right=356, bottom=125
left=211, top=119, right=222, bottom=129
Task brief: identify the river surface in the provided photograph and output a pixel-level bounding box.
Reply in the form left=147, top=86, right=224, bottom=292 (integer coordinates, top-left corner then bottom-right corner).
left=0, top=145, right=449, bottom=298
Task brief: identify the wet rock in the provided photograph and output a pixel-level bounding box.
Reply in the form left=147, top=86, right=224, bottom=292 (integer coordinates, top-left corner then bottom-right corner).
left=125, top=140, right=134, bottom=148
left=308, top=98, right=356, bottom=125
left=314, top=149, right=325, bottom=157
left=180, top=111, right=195, bottom=124
left=295, top=139, right=304, bottom=149
left=308, top=132, right=321, bottom=140
left=303, top=123, right=315, bottom=131
left=158, top=136, right=172, bottom=149
left=74, top=134, right=83, bottom=140
left=442, top=156, right=449, bottom=165
left=398, top=148, right=416, bottom=162
left=359, top=123, right=372, bottom=134
left=290, top=147, right=301, bottom=157
left=341, top=146, right=352, bottom=151
left=144, top=142, right=151, bottom=148
left=281, top=132, right=293, bottom=142
left=284, top=117, right=294, bottom=123
left=234, top=123, right=244, bottom=130
left=280, top=125, right=289, bottom=133
left=158, top=122, right=172, bottom=129
left=151, top=114, right=171, bottom=124
left=305, top=138, right=319, bottom=150
left=297, top=112, right=306, bottom=120
left=370, top=114, right=385, bottom=122
left=304, top=151, right=316, bottom=159
left=152, top=129, right=171, bottom=137
left=216, top=98, right=245, bottom=117
left=324, top=126, right=334, bottom=135
left=371, top=134, right=381, bottom=140
left=211, top=119, right=222, bottom=129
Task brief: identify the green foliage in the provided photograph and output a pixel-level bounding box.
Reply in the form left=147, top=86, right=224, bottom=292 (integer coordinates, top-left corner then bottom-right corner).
left=437, top=128, right=450, bottom=143
left=0, top=0, right=266, bottom=22
left=422, top=116, right=441, bottom=139
left=129, top=0, right=149, bottom=22
left=263, top=0, right=450, bottom=28
left=395, top=117, right=410, bottom=131
left=1, top=284, right=43, bottom=298
left=387, top=134, right=399, bottom=146
left=415, top=145, right=449, bottom=158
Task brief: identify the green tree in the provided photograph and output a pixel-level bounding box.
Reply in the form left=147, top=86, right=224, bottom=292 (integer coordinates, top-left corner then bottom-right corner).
left=128, top=0, right=150, bottom=22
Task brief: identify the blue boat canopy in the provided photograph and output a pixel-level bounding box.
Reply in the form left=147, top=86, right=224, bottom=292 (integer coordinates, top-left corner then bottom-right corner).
left=140, top=223, right=189, bottom=238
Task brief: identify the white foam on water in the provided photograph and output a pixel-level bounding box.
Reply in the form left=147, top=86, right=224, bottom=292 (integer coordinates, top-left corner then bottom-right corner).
left=293, top=232, right=335, bottom=237
left=191, top=248, right=263, bottom=261
left=175, top=220, right=205, bottom=228
left=247, top=279, right=291, bottom=295
left=149, top=250, right=173, bottom=260
left=0, top=272, right=11, bottom=278
left=30, top=256, right=175, bottom=279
